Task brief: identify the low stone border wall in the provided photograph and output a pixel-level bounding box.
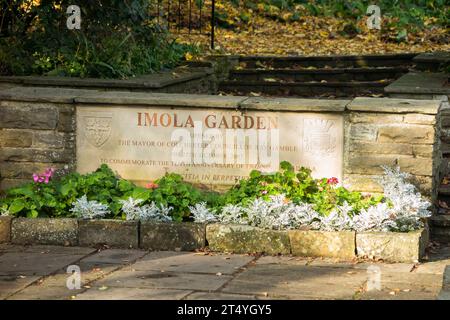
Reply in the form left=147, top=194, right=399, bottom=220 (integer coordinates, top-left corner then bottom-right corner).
left=0, top=216, right=428, bottom=262
left=438, top=265, right=450, bottom=300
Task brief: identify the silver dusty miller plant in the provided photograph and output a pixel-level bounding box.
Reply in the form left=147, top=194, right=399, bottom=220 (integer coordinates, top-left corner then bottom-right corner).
left=216, top=195, right=320, bottom=230
left=376, top=166, right=431, bottom=232
left=190, top=202, right=217, bottom=223
left=211, top=166, right=431, bottom=232
left=70, top=195, right=110, bottom=219
left=119, top=197, right=172, bottom=222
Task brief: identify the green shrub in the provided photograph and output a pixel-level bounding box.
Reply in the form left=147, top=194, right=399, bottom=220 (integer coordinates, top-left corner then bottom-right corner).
left=0, top=162, right=384, bottom=220
left=219, top=161, right=384, bottom=215
left=0, top=1, right=198, bottom=78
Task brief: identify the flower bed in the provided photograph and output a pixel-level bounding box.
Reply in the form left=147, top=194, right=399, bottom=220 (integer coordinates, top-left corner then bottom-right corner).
left=0, top=161, right=431, bottom=234
left=0, top=161, right=432, bottom=261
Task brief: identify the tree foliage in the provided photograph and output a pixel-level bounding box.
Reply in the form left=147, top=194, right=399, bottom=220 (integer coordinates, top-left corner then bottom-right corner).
left=0, top=0, right=197, bottom=78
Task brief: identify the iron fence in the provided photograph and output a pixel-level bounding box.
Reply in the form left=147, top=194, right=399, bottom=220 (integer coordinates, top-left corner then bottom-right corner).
left=151, top=0, right=216, bottom=49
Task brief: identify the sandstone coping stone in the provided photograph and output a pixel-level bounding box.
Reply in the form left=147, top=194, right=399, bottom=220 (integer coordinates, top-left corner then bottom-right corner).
left=288, top=230, right=356, bottom=260
left=0, top=216, right=13, bottom=243
left=11, top=218, right=78, bottom=246
left=0, top=86, right=346, bottom=113
left=73, top=91, right=248, bottom=109
left=240, top=97, right=349, bottom=112
left=0, top=87, right=89, bottom=103
left=0, top=68, right=209, bottom=89
left=347, top=97, right=442, bottom=114
left=140, top=222, right=205, bottom=251
left=206, top=224, right=291, bottom=255
left=356, top=227, right=429, bottom=263
left=78, top=219, right=138, bottom=249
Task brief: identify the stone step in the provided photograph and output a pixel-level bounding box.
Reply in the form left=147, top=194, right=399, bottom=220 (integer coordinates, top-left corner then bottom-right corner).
left=229, top=67, right=409, bottom=82
left=239, top=53, right=416, bottom=69
left=219, top=80, right=388, bottom=97
left=385, top=72, right=450, bottom=99
left=439, top=185, right=450, bottom=196
left=430, top=215, right=450, bottom=227
left=431, top=225, right=450, bottom=244
left=413, top=52, right=450, bottom=72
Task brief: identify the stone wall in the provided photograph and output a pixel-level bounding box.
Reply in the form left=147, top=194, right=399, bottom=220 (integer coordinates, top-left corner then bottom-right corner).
left=343, top=98, right=445, bottom=202
left=0, top=99, right=76, bottom=190
left=0, top=87, right=446, bottom=202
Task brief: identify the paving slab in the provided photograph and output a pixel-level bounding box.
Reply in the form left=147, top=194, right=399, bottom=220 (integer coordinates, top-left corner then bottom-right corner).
left=414, top=260, right=450, bottom=274
left=0, top=252, right=87, bottom=276
left=222, top=264, right=367, bottom=299
left=255, top=256, right=310, bottom=266
left=75, top=287, right=192, bottom=300
left=0, top=244, right=28, bottom=253
left=94, top=269, right=232, bottom=291
left=37, top=264, right=121, bottom=287
left=7, top=283, right=83, bottom=300
left=21, top=245, right=96, bottom=256
left=359, top=288, right=438, bottom=300
left=123, top=252, right=254, bottom=275
left=0, top=245, right=449, bottom=300
left=80, top=249, right=147, bottom=265
left=185, top=292, right=258, bottom=300
left=0, top=275, right=40, bottom=299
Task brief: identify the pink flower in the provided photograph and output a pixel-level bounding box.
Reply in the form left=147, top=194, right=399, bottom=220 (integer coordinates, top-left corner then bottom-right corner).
left=145, top=182, right=159, bottom=189
left=32, top=168, right=55, bottom=184
left=327, top=177, right=339, bottom=185
left=261, top=190, right=268, bottom=195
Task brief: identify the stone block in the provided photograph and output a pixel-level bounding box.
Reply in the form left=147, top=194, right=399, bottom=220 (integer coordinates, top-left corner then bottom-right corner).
left=57, top=105, right=75, bottom=133
left=206, top=224, right=291, bottom=255
left=438, top=266, right=450, bottom=300
left=140, top=222, right=205, bottom=251
left=78, top=219, right=138, bottom=248
left=345, top=155, right=400, bottom=175
left=33, top=131, right=65, bottom=149
left=0, top=216, right=13, bottom=243
left=378, top=125, right=434, bottom=144
left=0, top=162, right=65, bottom=179
left=0, top=148, right=72, bottom=163
left=356, top=228, right=429, bottom=263
left=0, top=130, right=33, bottom=147
left=342, top=174, right=383, bottom=193
left=403, top=114, right=436, bottom=125
left=349, top=113, right=403, bottom=124
left=11, top=218, right=78, bottom=246
left=349, top=142, right=412, bottom=155
left=349, top=124, right=378, bottom=141
left=0, top=102, right=58, bottom=130
left=412, top=145, right=434, bottom=158
left=288, top=230, right=356, bottom=260
left=398, top=157, right=433, bottom=176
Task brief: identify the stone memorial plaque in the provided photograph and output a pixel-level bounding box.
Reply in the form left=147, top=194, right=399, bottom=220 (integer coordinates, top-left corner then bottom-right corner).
left=77, top=105, right=343, bottom=188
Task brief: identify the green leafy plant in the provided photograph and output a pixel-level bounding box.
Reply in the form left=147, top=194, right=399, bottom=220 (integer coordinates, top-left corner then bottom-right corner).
left=0, top=1, right=198, bottom=78
left=219, top=161, right=383, bottom=215
left=0, top=161, right=384, bottom=220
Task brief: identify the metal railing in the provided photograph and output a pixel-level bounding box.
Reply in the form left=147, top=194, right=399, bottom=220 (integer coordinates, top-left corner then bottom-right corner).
left=152, top=0, right=216, bottom=49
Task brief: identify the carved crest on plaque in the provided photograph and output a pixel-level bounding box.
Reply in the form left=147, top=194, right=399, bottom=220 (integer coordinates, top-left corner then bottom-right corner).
left=303, top=119, right=336, bottom=156
left=83, top=113, right=113, bottom=148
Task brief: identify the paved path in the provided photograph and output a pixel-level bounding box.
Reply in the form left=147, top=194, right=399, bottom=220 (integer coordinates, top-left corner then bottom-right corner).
left=1, top=244, right=449, bottom=300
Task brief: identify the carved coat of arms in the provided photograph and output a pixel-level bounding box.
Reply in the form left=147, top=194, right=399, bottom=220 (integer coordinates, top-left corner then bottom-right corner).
left=83, top=113, right=113, bottom=148
left=303, top=119, right=337, bottom=156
